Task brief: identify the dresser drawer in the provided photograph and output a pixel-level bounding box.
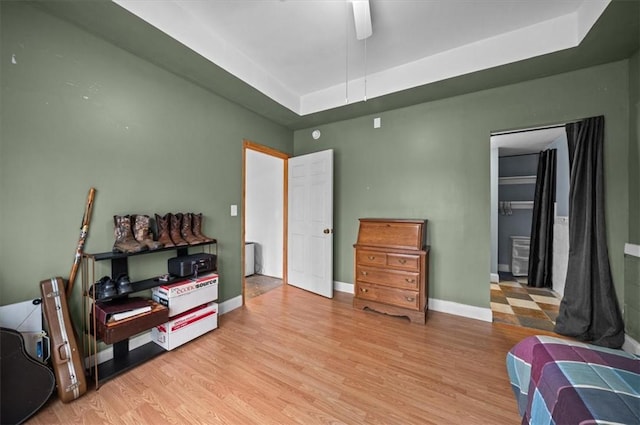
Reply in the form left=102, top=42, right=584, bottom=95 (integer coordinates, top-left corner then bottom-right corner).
left=356, top=249, right=386, bottom=267
left=386, top=253, right=420, bottom=271
left=356, top=283, right=420, bottom=310
left=356, top=266, right=420, bottom=290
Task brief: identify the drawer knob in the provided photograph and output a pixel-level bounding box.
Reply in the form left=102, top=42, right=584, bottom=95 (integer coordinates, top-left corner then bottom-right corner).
left=405, top=296, right=415, bottom=302
left=405, top=278, right=415, bottom=283
left=360, top=288, right=368, bottom=293
left=368, top=255, right=375, bottom=260
left=398, top=259, right=407, bottom=264
left=361, top=271, right=368, bottom=276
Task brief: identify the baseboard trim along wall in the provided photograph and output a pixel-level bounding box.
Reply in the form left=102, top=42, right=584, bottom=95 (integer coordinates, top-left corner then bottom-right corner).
left=624, top=242, right=640, bottom=258
left=490, top=273, right=500, bottom=283
left=88, top=280, right=638, bottom=366
left=334, top=281, right=493, bottom=322
left=498, top=264, right=510, bottom=272
left=428, top=298, right=493, bottom=322
left=624, top=334, right=640, bottom=355
left=90, top=281, right=494, bottom=365
left=219, top=295, right=243, bottom=315
left=334, top=280, right=354, bottom=293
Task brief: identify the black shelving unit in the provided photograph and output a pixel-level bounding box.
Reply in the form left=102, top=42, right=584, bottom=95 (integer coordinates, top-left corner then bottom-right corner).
left=82, top=240, right=217, bottom=388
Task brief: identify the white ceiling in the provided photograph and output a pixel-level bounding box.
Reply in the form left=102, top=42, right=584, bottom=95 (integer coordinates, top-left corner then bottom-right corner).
left=112, top=0, right=609, bottom=116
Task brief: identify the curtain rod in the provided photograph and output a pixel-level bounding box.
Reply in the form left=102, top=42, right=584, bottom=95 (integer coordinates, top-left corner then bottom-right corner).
left=492, top=117, right=591, bottom=137
left=491, top=123, right=566, bottom=137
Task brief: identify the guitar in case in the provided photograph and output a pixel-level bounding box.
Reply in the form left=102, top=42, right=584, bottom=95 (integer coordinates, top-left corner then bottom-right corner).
left=40, top=277, right=87, bottom=402
left=0, top=327, right=55, bottom=424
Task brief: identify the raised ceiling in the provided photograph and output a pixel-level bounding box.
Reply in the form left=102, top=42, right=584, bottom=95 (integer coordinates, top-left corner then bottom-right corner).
left=113, top=0, right=608, bottom=116
left=36, top=0, right=640, bottom=129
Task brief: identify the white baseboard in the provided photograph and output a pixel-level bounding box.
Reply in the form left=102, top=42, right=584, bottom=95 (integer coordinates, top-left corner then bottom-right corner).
left=490, top=273, right=500, bottom=283
left=219, top=295, right=243, bottom=315
left=498, top=264, right=510, bottom=272
left=623, top=333, right=640, bottom=355
left=624, top=243, right=640, bottom=258
left=335, top=280, right=491, bottom=322
left=428, top=298, right=493, bottom=322
left=334, top=281, right=354, bottom=294
left=86, top=295, right=243, bottom=367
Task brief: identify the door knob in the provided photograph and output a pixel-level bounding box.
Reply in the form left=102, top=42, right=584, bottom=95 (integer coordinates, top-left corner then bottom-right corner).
left=323, top=228, right=333, bottom=234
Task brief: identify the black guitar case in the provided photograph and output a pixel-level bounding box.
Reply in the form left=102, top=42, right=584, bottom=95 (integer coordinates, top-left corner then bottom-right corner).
left=0, top=327, right=55, bottom=424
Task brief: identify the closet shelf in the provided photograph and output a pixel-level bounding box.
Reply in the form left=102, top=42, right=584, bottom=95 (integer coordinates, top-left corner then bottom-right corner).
left=499, top=175, right=536, bottom=185
left=499, top=200, right=533, bottom=210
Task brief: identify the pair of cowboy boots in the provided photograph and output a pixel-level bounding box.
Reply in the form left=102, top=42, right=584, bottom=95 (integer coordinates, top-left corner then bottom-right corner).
left=155, top=213, right=214, bottom=248
left=113, top=215, right=163, bottom=253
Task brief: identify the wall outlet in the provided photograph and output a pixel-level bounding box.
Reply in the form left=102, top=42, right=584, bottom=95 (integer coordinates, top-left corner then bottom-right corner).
left=230, top=205, right=238, bottom=216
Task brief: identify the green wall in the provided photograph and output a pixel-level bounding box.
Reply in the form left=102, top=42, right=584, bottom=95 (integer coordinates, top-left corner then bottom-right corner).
left=2, top=1, right=637, bottom=342
left=625, top=49, right=640, bottom=341
left=0, top=2, right=293, bottom=316
left=294, top=60, right=631, bottom=314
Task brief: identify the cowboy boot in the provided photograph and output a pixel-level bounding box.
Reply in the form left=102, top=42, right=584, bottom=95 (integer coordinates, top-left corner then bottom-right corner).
left=155, top=213, right=175, bottom=248
left=133, top=214, right=163, bottom=250
left=178, top=212, right=202, bottom=245
left=169, top=213, right=188, bottom=246
left=192, top=213, right=215, bottom=243
left=113, top=215, right=146, bottom=253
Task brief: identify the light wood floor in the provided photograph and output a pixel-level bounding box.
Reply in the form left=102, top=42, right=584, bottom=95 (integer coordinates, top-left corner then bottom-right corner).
left=27, top=285, right=553, bottom=425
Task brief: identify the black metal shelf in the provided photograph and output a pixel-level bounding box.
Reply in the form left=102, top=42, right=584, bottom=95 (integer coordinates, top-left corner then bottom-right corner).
left=91, top=240, right=217, bottom=262
left=94, top=341, right=166, bottom=387
left=83, top=240, right=218, bottom=389
left=87, top=276, right=184, bottom=303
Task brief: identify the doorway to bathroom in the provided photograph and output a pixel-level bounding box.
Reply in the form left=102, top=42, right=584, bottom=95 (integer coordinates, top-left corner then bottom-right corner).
left=243, top=141, right=287, bottom=302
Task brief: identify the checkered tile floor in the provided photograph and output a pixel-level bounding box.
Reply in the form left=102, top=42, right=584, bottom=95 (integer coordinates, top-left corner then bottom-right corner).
left=491, top=274, right=561, bottom=332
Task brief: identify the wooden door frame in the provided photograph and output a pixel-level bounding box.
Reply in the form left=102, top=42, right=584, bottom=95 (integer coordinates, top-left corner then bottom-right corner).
left=242, top=140, right=290, bottom=305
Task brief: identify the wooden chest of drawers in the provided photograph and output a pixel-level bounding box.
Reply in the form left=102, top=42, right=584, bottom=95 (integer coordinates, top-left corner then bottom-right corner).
left=353, top=219, right=429, bottom=324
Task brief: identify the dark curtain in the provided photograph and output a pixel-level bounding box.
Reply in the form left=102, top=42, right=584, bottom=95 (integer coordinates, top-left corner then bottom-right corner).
left=528, top=149, right=556, bottom=288
left=554, top=116, right=625, bottom=348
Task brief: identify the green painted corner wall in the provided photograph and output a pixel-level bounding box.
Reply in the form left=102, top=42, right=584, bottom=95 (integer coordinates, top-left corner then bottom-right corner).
left=1, top=1, right=636, bottom=342
left=0, top=2, right=293, bottom=317
left=294, top=60, right=631, bottom=315
left=625, top=49, right=640, bottom=341
left=629, top=49, right=640, bottom=243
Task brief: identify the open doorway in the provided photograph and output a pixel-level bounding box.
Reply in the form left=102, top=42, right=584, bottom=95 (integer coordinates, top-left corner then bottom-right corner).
left=242, top=141, right=289, bottom=302
left=489, top=125, right=570, bottom=331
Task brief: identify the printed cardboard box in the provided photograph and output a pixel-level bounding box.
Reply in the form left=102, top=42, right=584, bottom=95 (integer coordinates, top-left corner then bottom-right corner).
left=152, top=273, right=218, bottom=317
left=151, top=302, right=218, bottom=351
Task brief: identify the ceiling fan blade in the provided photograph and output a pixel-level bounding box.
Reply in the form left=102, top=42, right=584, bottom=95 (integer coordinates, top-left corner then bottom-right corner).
left=352, top=0, right=372, bottom=40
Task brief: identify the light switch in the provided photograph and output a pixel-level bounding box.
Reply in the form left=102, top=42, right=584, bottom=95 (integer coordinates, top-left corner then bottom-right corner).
left=230, top=205, right=238, bottom=216
left=374, top=117, right=381, bottom=128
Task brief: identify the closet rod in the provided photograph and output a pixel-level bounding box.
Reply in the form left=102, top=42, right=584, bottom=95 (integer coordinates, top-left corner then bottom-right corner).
left=500, top=152, right=539, bottom=159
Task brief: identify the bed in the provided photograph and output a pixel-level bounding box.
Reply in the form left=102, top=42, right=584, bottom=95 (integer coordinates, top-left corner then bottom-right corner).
left=506, top=335, right=639, bottom=425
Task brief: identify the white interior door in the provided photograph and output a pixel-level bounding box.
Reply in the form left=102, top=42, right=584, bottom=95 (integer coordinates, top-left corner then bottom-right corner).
left=287, top=149, right=333, bottom=298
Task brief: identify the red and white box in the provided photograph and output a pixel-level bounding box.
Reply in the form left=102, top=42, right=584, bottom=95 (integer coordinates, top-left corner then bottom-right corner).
left=151, top=302, right=218, bottom=351
left=152, top=273, right=218, bottom=317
